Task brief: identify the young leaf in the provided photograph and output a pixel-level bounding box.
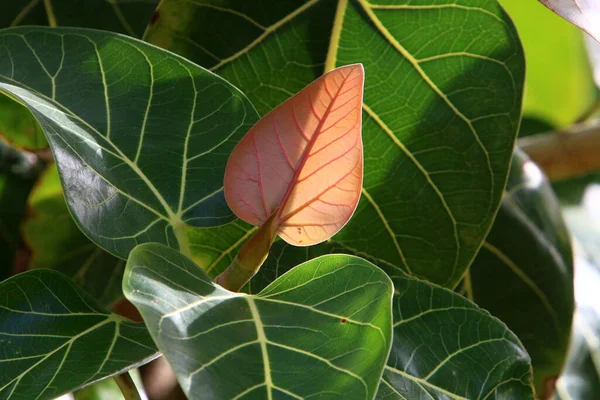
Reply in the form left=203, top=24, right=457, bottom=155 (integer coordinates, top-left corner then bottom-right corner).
left=0, top=269, right=158, bottom=399
left=124, top=244, right=393, bottom=400
left=539, top=0, right=600, bottom=43
left=224, top=64, right=364, bottom=247
left=0, top=27, right=259, bottom=260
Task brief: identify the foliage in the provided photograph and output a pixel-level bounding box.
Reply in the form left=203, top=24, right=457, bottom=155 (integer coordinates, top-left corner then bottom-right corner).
left=0, top=1, right=598, bottom=399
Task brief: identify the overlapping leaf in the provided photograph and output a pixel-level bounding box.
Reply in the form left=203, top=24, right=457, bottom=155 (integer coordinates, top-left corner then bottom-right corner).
left=225, top=63, right=364, bottom=246
left=539, top=0, right=600, bottom=43
left=22, top=165, right=124, bottom=306
left=146, top=0, right=525, bottom=287
left=462, top=150, right=574, bottom=395
left=0, top=269, right=157, bottom=399
left=0, top=27, right=259, bottom=259
left=124, top=244, right=393, bottom=400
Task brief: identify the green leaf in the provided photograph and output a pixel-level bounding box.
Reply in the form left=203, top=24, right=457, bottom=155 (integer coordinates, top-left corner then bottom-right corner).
left=0, top=26, right=259, bottom=260
left=463, top=149, right=574, bottom=396
left=0, top=92, right=46, bottom=150
left=228, top=243, right=535, bottom=398
left=2, top=0, right=157, bottom=37
left=146, top=0, right=525, bottom=287
left=124, top=244, right=393, bottom=400
left=0, top=269, right=157, bottom=399
left=377, top=272, right=535, bottom=399
left=500, top=0, right=596, bottom=132
left=22, top=164, right=124, bottom=307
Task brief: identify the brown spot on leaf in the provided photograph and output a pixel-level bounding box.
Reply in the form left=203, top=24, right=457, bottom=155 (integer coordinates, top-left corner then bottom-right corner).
left=149, top=11, right=160, bottom=25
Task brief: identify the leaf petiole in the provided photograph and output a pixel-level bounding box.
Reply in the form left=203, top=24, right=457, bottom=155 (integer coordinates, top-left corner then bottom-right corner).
left=113, top=372, right=142, bottom=400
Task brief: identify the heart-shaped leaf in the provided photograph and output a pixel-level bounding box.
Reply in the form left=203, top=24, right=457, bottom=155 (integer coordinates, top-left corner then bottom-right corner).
left=539, top=0, right=600, bottom=43
left=0, top=269, right=158, bottom=399
left=22, top=164, right=124, bottom=307
left=124, top=244, right=393, bottom=400
left=145, top=0, right=525, bottom=287
left=225, top=63, right=364, bottom=247
left=0, top=26, right=259, bottom=260
left=464, top=149, right=574, bottom=395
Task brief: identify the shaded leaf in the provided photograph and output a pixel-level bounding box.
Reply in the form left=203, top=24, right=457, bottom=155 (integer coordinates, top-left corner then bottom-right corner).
left=539, top=0, right=600, bottom=43
left=146, top=0, right=525, bottom=287
left=0, top=269, right=157, bottom=399
left=0, top=27, right=259, bottom=260
left=0, top=92, right=46, bottom=150
left=124, top=244, right=393, bottom=400
left=22, top=164, right=124, bottom=307
left=2, top=0, right=157, bottom=37
left=225, top=64, right=364, bottom=246
left=464, top=149, right=574, bottom=396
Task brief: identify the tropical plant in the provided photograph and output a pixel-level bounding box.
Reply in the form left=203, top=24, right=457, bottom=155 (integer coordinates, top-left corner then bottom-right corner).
left=0, top=1, right=598, bottom=399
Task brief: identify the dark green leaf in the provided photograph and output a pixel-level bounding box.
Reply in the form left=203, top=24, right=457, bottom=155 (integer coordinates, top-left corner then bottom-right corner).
left=0, top=26, right=259, bottom=260
left=146, top=0, right=525, bottom=287
left=124, top=244, right=393, bottom=400
left=22, top=164, right=124, bottom=307
left=464, top=149, right=574, bottom=395
left=0, top=269, right=157, bottom=399
left=2, top=0, right=157, bottom=37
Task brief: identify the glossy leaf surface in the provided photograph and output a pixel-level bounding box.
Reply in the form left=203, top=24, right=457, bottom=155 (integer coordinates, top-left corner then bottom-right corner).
left=0, top=269, right=157, bottom=399
left=22, top=165, right=124, bottom=307
left=2, top=0, right=156, bottom=38
left=225, top=64, right=364, bottom=246
left=233, top=243, right=535, bottom=399
left=0, top=27, right=259, bottom=259
left=124, top=244, right=393, bottom=400
left=465, top=150, right=574, bottom=396
left=540, top=0, right=600, bottom=42
left=146, top=0, right=525, bottom=287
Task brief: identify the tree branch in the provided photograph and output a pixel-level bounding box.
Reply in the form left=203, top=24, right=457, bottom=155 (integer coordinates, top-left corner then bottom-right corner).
left=517, top=121, right=600, bottom=181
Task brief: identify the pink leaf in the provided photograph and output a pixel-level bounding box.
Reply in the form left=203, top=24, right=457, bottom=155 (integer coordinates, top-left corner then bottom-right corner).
left=539, top=0, right=600, bottom=43
left=224, top=64, right=365, bottom=246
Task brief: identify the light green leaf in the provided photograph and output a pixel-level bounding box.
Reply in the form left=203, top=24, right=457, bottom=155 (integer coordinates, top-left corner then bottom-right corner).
left=0, top=269, right=158, bottom=399
left=124, top=244, right=393, bottom=400
left=0, top=92, right=45, bottom=150
left=22, top=164, right=124, bottom=307
left=2, top=0, right=157, bottom=37
left=463, top=149, right=574, bottom=396
left=500, top=0, right=595, bottom=133
left=146, top=0, right=525, bottom=287
left=0, top=26, right=259, bottom=260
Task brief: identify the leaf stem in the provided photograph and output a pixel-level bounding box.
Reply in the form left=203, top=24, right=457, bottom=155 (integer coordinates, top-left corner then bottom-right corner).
left=114, top=372, right=142, bottom=400
left=324, top=0, right=348, bottom=73
left=43, top=0, right=57, bottom=27
left=215, top=213, right=279, bottom=291
left=172, top=219, right=192, bottom=259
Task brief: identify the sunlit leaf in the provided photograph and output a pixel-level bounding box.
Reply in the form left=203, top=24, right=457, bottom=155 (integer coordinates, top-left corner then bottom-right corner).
left=146, top=0, right=525, bottom=287
left=539, top=0, right=600, bottom=43
left=225, top=64, right=364, bottom=246
left=124, top=244, right=393, bottom=400
left=0, top=27, right=259, bottom=260
left=0, top=269, right=157, bottom=399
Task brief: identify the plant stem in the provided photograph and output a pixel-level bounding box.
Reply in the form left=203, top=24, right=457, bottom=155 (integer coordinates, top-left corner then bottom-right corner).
left=517, top=121, right=600, bottom=181
left=114, top=372, right=142, bottom=400
left=215, top=213, right=279, bottom=291
left=172, top=219, right=192, bottom=259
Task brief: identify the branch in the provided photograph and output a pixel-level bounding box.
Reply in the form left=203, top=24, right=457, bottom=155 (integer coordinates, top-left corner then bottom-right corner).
left=517, top=121, right=600, bottom=181
left=114, top=372, right=142, bottom=400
